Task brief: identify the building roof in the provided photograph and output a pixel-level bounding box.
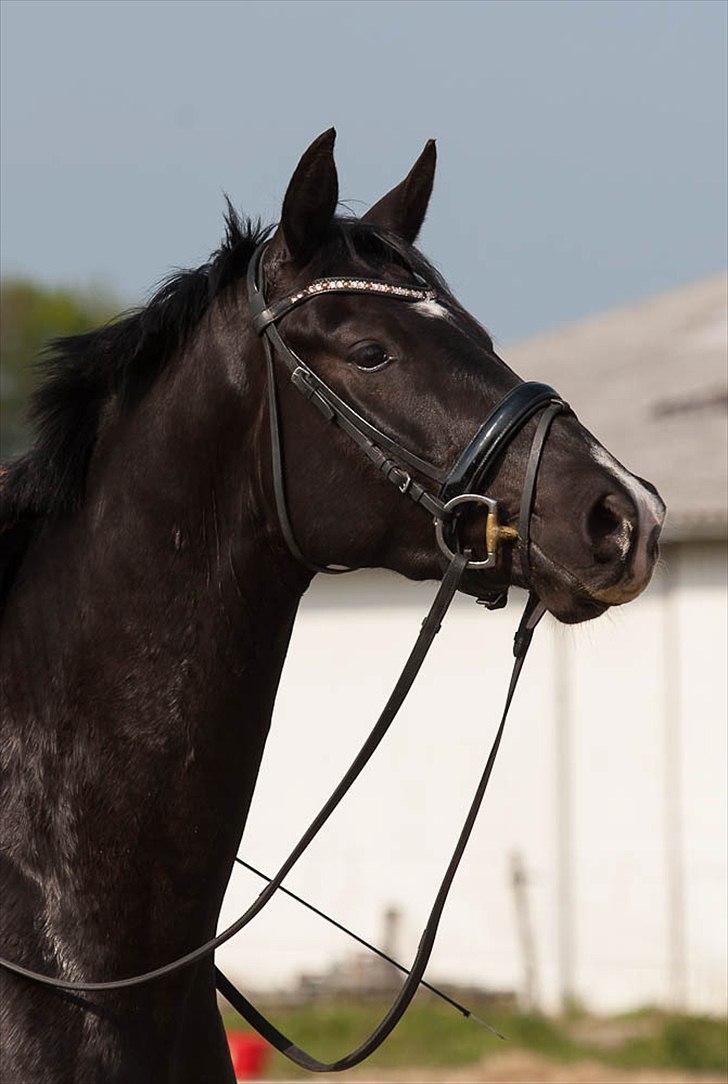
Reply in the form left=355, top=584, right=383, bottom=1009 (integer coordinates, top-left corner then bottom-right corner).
left=505, top=274, right=728, bottom=541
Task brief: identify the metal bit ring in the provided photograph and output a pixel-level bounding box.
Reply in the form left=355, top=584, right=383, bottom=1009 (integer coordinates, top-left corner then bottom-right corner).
left=434, top=493, right=517, bottom=570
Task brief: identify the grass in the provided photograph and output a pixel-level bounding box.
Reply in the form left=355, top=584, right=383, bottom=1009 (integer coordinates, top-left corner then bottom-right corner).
left=221, top=996, right=727, bottom=1079
left=607, top=1009, right=728, bottom=1074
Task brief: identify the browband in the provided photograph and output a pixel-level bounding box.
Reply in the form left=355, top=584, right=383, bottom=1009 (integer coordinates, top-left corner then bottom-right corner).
left=248, top=244, right=436, bottom=334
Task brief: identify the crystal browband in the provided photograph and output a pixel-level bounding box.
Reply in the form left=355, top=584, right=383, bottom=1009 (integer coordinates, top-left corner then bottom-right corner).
left=252, top=277, right=436, bottom=333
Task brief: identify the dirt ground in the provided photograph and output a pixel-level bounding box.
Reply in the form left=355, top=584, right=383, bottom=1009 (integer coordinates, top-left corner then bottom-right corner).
left=299, top=1051, right=728, bottom=1083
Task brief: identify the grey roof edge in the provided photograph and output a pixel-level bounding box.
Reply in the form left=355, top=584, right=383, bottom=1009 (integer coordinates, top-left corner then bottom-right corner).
left=505, top=273, right=727, bottom=544
left=503, top=271, right=728, bottom=356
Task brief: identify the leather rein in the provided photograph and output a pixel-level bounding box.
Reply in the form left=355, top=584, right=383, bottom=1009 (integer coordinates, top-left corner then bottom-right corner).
left=0, top=241, right=570, bottom=1073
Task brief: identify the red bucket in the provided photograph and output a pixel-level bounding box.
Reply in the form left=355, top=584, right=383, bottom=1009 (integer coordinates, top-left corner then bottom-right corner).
left=226, top=1030, right=270, bottom=1080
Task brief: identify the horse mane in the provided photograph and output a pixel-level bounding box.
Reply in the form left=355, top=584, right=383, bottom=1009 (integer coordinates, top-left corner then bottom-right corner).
left=0, top=207, right=446, bottom=605
left=1, top=205, right=270, bottom=524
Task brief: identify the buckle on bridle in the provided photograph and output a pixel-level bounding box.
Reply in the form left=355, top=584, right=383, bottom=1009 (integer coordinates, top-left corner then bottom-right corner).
left=392, top=468, right=412, bottom=494
left=434, top=493, right=519, bottom=570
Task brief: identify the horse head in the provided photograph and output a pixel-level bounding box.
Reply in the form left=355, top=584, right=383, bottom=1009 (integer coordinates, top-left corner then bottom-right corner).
left=251, top=129, right=665, bottom=622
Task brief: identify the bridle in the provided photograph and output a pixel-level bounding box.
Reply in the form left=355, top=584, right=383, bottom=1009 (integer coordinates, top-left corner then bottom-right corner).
left=246, top=241, right=565, bottom=584
left=0, top=240, right=571, bottom=1074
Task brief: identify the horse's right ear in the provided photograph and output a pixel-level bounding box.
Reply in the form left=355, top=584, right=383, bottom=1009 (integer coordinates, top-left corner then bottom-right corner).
left=270, top=129, right=339, bottom=267
left=362, top=140, right=436, bottom=244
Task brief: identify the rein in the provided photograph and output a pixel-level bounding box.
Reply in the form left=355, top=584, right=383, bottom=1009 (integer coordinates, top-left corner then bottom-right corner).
left=0, top=241, right=569, bottom=1073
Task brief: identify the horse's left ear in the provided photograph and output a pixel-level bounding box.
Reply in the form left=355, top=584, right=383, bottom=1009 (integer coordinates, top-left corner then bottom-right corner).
left=272, top=128, right=339, bottom=266
left=362, top=140, right=437, bottom=243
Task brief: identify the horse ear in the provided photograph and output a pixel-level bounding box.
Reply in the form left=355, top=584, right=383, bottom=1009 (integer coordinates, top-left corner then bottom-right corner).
left=274, top=128, right=339, bottom=265
left=362, top=140, right=436, bottom=243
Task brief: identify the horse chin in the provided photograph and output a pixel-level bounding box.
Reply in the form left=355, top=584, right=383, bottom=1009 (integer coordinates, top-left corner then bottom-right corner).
left=414, top=551, right=614, bottom=625
left=539, top=585, right=609, bottom=625
left=527, top=545, right=611, bottom=625
left=458, top=566, right=608, bottom=624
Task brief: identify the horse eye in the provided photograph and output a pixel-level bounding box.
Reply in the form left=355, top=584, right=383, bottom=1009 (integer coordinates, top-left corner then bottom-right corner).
left=347, top=340, right=393, bottom=371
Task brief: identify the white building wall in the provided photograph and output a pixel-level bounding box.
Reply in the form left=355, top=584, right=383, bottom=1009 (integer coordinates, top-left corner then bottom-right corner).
left=217, top=540, right=727, bottom=1014
left=677, top=543, right=728, bottom=1011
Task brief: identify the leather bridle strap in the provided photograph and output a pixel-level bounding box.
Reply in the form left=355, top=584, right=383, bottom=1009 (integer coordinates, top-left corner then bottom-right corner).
left=263, top=336, right=333, bottom=572
left=518, top=402, right=565, bottom=586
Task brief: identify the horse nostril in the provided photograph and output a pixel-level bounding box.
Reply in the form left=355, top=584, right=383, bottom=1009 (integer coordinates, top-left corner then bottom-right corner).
left=586, top=493, right=635, bottom=564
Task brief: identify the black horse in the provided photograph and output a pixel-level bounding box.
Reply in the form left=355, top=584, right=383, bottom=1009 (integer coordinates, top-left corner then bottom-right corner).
left=0, top=130, right=664, bottom=1083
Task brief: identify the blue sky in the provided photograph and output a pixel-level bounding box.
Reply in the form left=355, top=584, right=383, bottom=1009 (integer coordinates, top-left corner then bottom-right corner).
left=1, top=0, right=725, bottom=342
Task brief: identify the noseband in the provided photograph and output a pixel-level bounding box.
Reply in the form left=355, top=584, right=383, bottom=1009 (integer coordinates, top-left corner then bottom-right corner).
left=0, top=240, right=572, bottom=1074
left=247, top=241, right=568, bottom=588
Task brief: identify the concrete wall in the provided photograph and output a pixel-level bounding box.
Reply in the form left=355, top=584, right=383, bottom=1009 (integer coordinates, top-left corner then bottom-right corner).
left=216, top=540, right=727, bottom=1014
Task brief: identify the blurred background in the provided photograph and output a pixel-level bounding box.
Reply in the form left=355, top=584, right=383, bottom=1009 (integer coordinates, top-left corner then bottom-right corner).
left=2, top=1, right=726, bottom=1080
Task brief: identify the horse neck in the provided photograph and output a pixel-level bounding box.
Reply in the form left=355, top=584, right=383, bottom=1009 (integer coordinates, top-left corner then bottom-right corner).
left=1, top=308, right=307, bottom=964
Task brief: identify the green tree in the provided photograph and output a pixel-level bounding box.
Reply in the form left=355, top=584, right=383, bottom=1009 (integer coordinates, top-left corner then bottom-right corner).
left=0, top=279, right=117, bottom=459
